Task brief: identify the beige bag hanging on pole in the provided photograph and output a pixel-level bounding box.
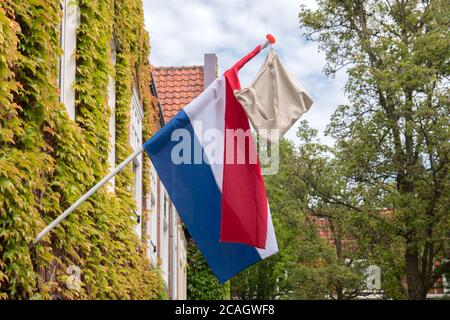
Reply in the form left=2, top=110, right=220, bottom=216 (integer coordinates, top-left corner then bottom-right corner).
left=234, top=48, right=313, bottom=143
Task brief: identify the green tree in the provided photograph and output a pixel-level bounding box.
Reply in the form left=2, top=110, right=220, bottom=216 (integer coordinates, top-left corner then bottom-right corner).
left=299, top=0, right=450, bottom=299
left=231, top=140, right=364, bottom=299
left=186, top=240, right=230, bottom=300
left=293, top=124, right=375, bottom=299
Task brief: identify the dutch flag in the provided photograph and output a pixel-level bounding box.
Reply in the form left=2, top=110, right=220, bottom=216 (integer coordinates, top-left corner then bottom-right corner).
left=144, top=45, right=278, bottom=283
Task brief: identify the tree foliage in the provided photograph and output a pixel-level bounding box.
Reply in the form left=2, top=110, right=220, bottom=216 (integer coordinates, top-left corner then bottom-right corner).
left=231, top=139, right=366, bottom=300
left=186, top=240, right=230, bottom=300
left=299, top=0, right=450, bottom=299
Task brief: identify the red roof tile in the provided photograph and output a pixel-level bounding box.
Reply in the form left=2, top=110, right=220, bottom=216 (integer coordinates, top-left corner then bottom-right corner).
left=153, top=66, right=204, bottom=122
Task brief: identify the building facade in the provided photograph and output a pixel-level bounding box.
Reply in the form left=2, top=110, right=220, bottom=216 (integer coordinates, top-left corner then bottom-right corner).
left=58, top=0, right=189, bottom=300
left=3, top=0, right=215, bottom=300
left=0, top=0, right=184, bottom=299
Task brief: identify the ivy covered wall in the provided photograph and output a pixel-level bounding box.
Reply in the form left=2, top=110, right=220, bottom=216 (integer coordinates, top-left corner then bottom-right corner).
left=0, top=0, right=164, bottom=299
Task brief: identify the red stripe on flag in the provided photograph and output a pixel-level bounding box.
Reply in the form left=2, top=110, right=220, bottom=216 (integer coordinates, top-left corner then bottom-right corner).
left=219, top=66, right=268, bottom=249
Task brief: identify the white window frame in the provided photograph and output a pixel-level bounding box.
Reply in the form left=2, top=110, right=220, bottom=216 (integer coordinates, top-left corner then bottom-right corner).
left=59, top=0, right=78, bottom=120
left=106, top=39, right=117, bottom=193
left=130, top=84, right=143, bottom=239
left=163, top=192, right=170, bottom=284
left=171, top=204, right=178, bottom=299
left=159, top=184, right=169, bottom=286
left=147, top=162, right=158, bottom=266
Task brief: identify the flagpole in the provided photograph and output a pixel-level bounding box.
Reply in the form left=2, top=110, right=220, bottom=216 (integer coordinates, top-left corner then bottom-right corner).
left=33, top=146, right=144, bottom=244
left=261, top=34, right=276, bottom=49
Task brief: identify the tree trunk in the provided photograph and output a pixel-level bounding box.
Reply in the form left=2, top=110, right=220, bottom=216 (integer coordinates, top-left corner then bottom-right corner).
left=335, top=285, right=345, bottom=300
left=405, top=247, right=428, bottom=299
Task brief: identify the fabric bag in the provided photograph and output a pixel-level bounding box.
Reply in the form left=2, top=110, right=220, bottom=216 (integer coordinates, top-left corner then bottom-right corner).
left=234, top=48, right=313, bottom=143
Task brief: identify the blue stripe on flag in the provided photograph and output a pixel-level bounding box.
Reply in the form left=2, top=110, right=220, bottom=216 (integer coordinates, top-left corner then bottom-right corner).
left=143, top=110, right=262, bottom=283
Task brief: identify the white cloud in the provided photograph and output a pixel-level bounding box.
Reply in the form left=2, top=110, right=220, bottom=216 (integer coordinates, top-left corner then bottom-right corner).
left=143, top=0, right=348, bottom=146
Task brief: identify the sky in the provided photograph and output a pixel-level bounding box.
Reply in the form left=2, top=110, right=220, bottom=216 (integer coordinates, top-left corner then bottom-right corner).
left=143, top=0, right=349, bottom=146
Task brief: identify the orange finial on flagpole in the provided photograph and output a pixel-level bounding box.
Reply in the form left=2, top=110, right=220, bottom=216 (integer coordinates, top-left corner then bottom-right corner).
left=261, top=34, right=276, bottom=49
left=266, top=34, right=276, bottom=44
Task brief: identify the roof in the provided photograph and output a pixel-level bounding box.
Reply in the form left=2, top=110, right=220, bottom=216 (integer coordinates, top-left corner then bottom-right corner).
left=153, top=66, right=204, bottom=122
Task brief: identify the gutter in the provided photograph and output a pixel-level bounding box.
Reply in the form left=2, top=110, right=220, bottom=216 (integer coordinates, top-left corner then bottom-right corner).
left=150, top=73, right=166, bottom=127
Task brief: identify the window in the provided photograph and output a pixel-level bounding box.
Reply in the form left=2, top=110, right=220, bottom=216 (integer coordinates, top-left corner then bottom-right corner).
left=177, top=224, right=187, bottom=300
left=59, top=0, right=78, bottom=120
left=164, top=193, right=168, bottom=219
left=147, top=163, right=158, bottom=266
left=106, top=39, right=117, bottom=193
left=130, top=85, right=143, bottom=239
left=170, top=204, right=178, bottom=299
left=159, top=184, right=169, bottom=286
